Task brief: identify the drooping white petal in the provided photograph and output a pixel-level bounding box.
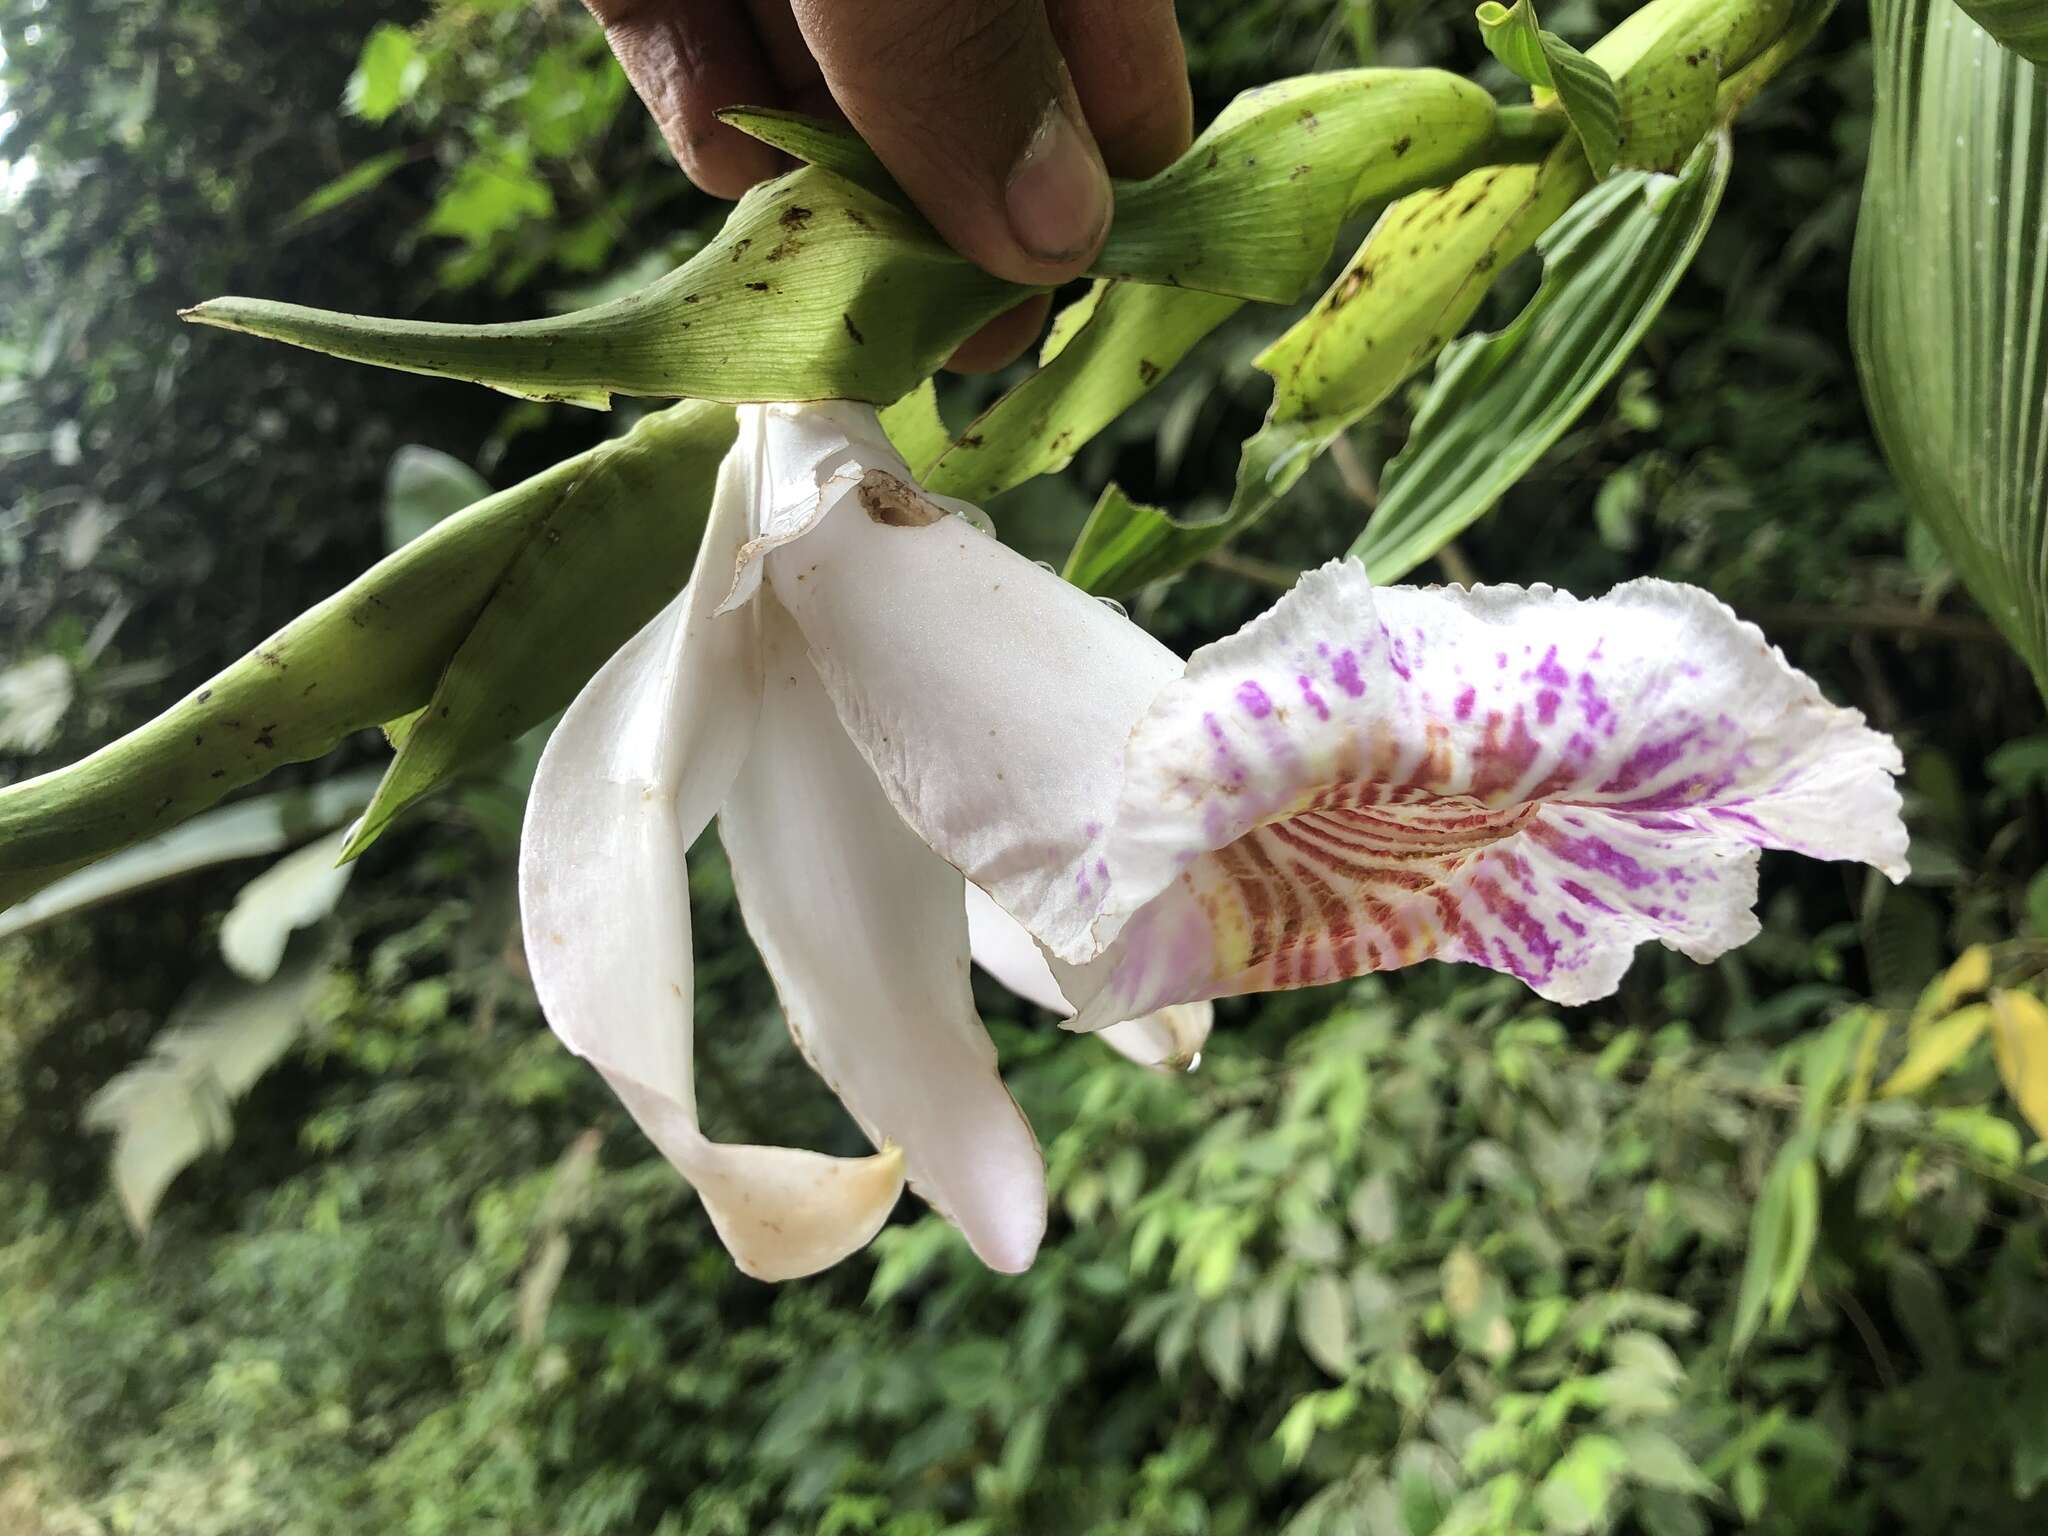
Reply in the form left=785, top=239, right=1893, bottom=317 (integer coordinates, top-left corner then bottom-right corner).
left=964, top=881, right=1212, bottom=1070
left=719, top=597, right=1047, bottom=1273
left=1071, top=560, right=1905, bottom=1021
left=754, top=401, right=1182, bottom=964
left=520, top=450, right=903, bottom=1281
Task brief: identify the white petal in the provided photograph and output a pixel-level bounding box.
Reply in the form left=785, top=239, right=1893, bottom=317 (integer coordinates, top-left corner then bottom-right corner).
left=520, top=448, right=903, bottom=1281
left=964, top=880, right=1069, bottom=1014
left=720, top=598, right=1047, bottom=1273
left=1073, top=560, right=1905, bottom=1019
left=757, top=402, right=1182, bottom=964
left=966, top=881, right=1213, bottom=1071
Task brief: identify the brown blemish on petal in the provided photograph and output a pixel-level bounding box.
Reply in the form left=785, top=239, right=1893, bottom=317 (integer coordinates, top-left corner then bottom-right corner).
left=857, top=469, right=945, bottom=527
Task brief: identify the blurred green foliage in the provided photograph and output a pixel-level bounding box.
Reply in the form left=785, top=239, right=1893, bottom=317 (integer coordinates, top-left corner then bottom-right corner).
left=5, top=0, right=2048, bottom=1532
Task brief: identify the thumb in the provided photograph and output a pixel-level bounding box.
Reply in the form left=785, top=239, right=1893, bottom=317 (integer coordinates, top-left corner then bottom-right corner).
left=788, top=0, right=1112, bottom=287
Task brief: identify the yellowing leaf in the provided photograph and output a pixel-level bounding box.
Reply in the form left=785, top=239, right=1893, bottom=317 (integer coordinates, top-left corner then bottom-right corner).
left=1910, top=944, right=1994, bottom=1034
left=1990, top=989, right=2048, bottom=1141
left=1877, top=1003, right=1993, bottom=1099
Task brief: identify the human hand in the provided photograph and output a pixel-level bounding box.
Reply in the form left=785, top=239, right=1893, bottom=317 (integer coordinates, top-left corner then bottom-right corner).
left=580, top=0, right=1192, bottom=370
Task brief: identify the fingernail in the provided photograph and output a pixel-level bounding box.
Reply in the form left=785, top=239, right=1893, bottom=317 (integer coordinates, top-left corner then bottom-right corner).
left=1006, top=101, right=1111, bottom=265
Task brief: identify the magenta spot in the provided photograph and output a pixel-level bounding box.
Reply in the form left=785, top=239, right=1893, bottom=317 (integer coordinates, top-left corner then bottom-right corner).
left=1557, top=879, right=1617, bottom=913
left=1576, top=672, right=1610, bottom=729
left=1083, top=820, right=1103, bottom=838
left=1496, top=652, right=1509, bottom=669
left=1531, top=822, right=1660, bottom=890
left=1534, top=645, right=1569, bottom=688
left=1536, top=689, right=1561, bottom=726
left=1297, top=674, right=1330, bottom=721
left=1380, top=629, right=1413, bottom=681
left=1454, top=685, right=1476, bottom=721
left=1471, top=876, right=1557, bottom=978
left=1557, top=911, right=1588, bottom=937
left=1599, top=729, right=1699, bottom=795
left=1237, top=680, right=1274, bottom=718
left=1332, top=649, right=1366, bottom=697
left=1095, top=858, right=1109, bottom=881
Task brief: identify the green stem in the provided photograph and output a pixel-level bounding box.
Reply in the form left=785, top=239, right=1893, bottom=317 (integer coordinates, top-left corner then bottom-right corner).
left=1489, top=104, right=1570, bottom=163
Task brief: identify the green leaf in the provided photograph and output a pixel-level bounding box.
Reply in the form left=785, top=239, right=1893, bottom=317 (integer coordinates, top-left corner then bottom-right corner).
left=0, top=407, right=721, bottom=914
left=83, top=941, right=332, bottom=1235
left=1592, top=0, right=1806, bottom=172
left=1094, top=69, right=1523, bottom=303
left=284, top=150, right=409, bottom=229
left=1062, top=142, right=1593, bottom=595
left=877, top=381, right=951, bottom=475
left=1353, top=131, right=1729, bottom=579
left=1297, top=1271, right=1356, bottom=1377
left=1535, top=1435, right=1630, bottom=1534
left=923, top=283, right=1241, bottom=504
left=383, top=445, right=491, bottom=552
left=422, top=150, right=555, bottom=247
left=183, top=167, right=1021, bottom=410
left=731, top=74, right=1556, bottom=306
left=0, top=771, right=381, bottom=941
left=1616, top=1427, right=1715, bottom=1496
left=1950, top=0, right=2048, bottom=63
left=1853, top=0, right=2048, bottom=697
left=1731, top=1139, right=1818, bottom=1350
left=1476, top=0, right=1622, bottom=174
left=342, top=23, right=421, bottom=124
left=346, top=402, right=738, bottom=857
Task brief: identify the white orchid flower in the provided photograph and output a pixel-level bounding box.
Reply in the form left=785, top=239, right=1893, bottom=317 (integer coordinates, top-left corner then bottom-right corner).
left=751, top=404, right=1908, bottom=1029
left=519, top=406, right=1047, bottom=1282
left=524, top=396, right=1907, bottom=1281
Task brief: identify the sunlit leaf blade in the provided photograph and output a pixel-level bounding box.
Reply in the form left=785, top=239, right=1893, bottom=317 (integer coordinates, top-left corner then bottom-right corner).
left=346, top=401, right=736, bottom=856
left=1989, top=990, right=2048, bottom=1141
left=1354, top=131, right=1730, bottom=580
left=84, top=939, right=331, bottom=1235
left=1476, top=0, right=1623, bottom=175
left=925, top=284, right=1241, bottom=504
left=1952, top=0, right=2048, bottom=62
left=0, top=406, right=717, bottom=912
left=184, top=167, right=1019, bottom=409
left=1853, top=0, right=2048, bottom=696
left=0, top=770, right=381, bottom=940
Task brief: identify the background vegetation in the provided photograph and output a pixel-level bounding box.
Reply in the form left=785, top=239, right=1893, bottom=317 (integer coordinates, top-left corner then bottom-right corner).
left=5, top=1, right=2047, bottom=1531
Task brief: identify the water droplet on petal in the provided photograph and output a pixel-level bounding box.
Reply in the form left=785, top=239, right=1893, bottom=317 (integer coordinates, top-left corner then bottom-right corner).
left=1096, top=596, right=1129, bottom=619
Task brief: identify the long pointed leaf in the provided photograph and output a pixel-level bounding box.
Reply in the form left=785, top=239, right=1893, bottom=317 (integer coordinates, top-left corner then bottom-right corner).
left=1951, top=0, right=2048, bottom=63
left=1853, top=0, right=2048, bottom=695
